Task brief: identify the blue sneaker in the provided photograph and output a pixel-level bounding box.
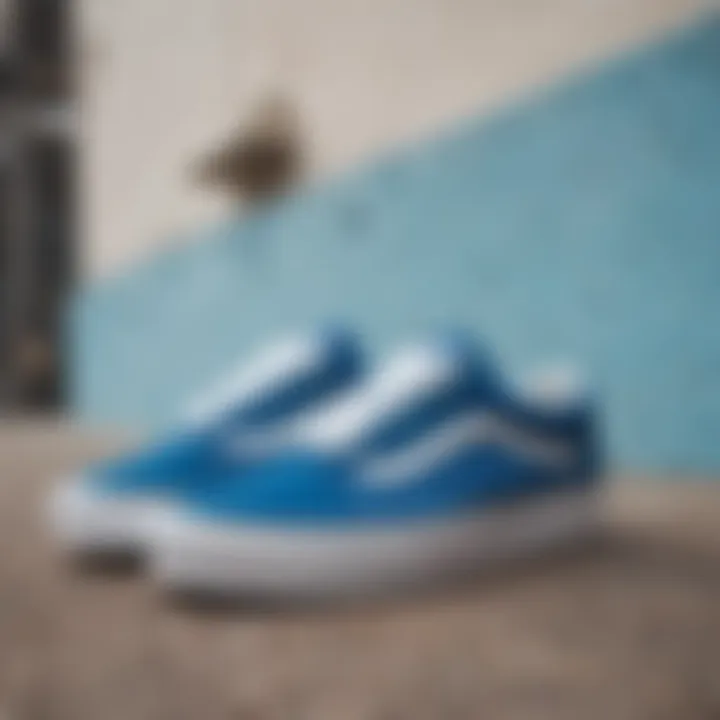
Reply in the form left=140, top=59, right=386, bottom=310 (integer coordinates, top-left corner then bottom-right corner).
left=49, top=328, right=365, bottom=555
left=149, top=336, right=602, bottom=597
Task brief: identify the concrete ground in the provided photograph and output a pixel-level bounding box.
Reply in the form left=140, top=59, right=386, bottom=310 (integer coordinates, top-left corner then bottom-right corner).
left=0, top=422, right=718, bottom=719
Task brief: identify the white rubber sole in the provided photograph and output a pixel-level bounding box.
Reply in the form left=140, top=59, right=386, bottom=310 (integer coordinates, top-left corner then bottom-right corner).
left=48, top=480, right=163, bottom=555
left=149, top=487, right=601, bottom=598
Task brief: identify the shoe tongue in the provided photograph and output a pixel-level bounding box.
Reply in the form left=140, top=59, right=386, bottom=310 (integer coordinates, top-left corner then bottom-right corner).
left=302, top=337, right=495, bottom=453
left=185, top=329, right=358, bottom=427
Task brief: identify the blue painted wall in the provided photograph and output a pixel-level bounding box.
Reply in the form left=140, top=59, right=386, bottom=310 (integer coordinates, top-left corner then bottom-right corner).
left=71, top=17, right=720, bottom=472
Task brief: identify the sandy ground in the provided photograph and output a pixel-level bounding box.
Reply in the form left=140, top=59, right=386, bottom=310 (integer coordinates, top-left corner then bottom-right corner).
left=0, top=422, right=718, bottom=719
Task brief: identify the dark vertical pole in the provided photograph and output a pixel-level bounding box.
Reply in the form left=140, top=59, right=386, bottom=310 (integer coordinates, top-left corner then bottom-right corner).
left=0, top=0, right=74, bottom=410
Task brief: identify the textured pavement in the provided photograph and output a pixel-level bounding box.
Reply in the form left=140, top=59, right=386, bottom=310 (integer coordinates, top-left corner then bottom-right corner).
left=0, top=423, right=718, bottom=719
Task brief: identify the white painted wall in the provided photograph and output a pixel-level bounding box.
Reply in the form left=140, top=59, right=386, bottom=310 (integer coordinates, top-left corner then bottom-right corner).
left=78, top=0, right=710, bottom=279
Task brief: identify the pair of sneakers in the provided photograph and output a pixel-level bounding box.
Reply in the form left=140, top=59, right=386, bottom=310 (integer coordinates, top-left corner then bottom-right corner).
left=50, top=328, right=601, bottom=598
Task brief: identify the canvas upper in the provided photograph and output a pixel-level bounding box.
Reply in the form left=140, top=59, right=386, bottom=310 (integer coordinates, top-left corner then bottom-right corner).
left=174, top=335, right=600, bottom=528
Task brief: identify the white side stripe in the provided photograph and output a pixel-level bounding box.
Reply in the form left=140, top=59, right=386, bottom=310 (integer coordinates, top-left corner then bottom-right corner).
left=223, top=422, right=300, bottom=460
left=360, top=412, right=575, bottom=487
